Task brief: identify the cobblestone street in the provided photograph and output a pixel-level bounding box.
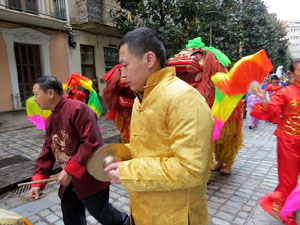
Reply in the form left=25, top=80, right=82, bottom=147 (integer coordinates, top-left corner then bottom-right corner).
left=0, top=114, right=298, bottom=224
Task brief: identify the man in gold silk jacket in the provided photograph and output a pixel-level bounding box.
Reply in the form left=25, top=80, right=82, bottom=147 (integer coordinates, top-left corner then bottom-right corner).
left=105, top=27, right=214, bottom=225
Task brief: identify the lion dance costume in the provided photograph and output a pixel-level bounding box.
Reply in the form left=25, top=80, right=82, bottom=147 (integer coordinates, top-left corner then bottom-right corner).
left=167, top=37, right=244, bottom=175
left=102, top=65, right=135, bottom=143
left=168, top=37, right=273, bottom=176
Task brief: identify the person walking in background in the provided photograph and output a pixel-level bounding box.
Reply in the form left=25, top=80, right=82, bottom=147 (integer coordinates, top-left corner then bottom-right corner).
left=251, top=58, right=300, bottom=225
left=29, top=76, right=129, bottom=225
left=265, top=74, right=284, bottom=124
left=260, top=76, right=270, bottom=90
left=105, top=27, right=213, bottom=225
left=265, top=74, right=283, bottom=98
left=247, top=93, right=262, bottom=129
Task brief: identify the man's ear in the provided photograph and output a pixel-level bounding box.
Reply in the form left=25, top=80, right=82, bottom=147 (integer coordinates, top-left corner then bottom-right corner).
left=145, top=52, right=156, bottom=68
left=48, top=89, right=55, bottom=98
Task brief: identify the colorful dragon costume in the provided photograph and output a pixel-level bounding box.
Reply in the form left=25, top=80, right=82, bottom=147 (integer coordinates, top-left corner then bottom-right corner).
left=26, top=73, right=102, bottom=129
left=102, top=65, right=135, bottom=143
left=63, top=73, right=102, bottom=118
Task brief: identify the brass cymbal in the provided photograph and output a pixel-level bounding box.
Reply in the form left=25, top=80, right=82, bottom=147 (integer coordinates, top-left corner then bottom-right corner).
left=87, top=143, right=131, bottom=182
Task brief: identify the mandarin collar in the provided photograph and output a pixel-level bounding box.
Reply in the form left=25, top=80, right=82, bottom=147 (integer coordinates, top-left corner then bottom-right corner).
left=52, top=96, right=66, bottom=113
left=133, top=67, right=176, bottom=103
left=144, top=67, right=176, bottom=88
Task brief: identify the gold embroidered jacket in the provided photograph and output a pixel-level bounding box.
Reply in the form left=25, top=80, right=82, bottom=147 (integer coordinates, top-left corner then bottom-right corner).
left=119, top=67, right=213, bottom=225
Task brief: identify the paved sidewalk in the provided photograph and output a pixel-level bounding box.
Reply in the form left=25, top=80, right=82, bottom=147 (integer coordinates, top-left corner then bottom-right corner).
left=0, top=114, right=298, bottom=224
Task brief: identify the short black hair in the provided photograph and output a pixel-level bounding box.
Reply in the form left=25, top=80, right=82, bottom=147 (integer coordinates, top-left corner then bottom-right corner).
left=289, top=58, right=300, bottom=73
left=36, top=76, right=63, bottom=96
left=271, top=75, right=279, bottom=80
left=119, top=27, right=166, bottom=68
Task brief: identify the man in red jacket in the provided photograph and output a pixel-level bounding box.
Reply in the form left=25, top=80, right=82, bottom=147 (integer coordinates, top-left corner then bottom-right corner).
left=29, top=76, right=129, bottom=225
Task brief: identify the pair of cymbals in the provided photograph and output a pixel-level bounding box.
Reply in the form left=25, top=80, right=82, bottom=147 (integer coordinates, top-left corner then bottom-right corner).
left=87, top=143, right=131, bottom=182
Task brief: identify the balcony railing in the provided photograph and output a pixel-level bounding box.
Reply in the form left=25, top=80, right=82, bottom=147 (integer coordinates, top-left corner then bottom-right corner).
left=1, top=0, right=67, bottom=21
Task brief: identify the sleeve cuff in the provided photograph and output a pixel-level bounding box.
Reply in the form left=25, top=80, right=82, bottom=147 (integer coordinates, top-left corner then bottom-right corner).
left=64, top=158, right=86, bottom=179
left=118, top=161, right=133, bottom=192
left=31, top=174, right=49, bottom=190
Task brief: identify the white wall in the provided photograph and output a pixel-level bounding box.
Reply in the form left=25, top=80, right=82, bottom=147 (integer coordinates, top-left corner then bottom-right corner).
left=68, top=30, right=120, bottom=95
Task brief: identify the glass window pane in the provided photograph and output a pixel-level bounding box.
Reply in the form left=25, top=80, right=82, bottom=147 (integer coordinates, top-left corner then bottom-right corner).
left=80, top=45, right=94, bottom=65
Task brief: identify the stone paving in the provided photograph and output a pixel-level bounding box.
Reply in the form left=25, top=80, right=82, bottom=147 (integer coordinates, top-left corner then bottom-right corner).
left=0, top=113, right=298, bottom=224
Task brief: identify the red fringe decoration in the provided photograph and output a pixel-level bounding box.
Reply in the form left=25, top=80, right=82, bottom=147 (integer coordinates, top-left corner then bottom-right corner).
left=103, top=64, right=121, bottom=82
left=102, top=68, right=121, bottom=114
left=102, top=66, right=134, bottom=123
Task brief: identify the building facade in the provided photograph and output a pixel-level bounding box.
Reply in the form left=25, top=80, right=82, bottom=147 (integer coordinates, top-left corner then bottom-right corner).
left=0, top=0, right=70, bottom=111
left=0, top=0, right=122, bottom=130
left=287, top=20, right=300, bottom=59
left=68, top=0, right=122, bottom=95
